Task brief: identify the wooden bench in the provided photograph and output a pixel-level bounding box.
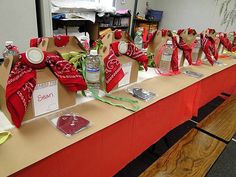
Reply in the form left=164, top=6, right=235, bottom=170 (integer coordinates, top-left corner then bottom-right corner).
left=197, top=94, right=236, bottom=142
left=139, top=129, right=225, bottom=177
left=140, top=95, right=236, bottom=177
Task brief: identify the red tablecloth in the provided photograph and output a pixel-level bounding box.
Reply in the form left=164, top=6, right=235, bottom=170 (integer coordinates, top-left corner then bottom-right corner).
left=11, top=65, right=236, bottom=177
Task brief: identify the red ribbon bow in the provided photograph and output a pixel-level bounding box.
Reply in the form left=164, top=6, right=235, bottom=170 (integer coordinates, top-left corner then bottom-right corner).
left=6, top=52, right=87, bottom=128
left=177, top=29, right=194, bottom=65
left=219, top=33, right=232, bottom=51
left=188, top=28, right=197, bottom=35
left=143, top=30, right=157, bottom=49
left=231, top=32, right=236, bottom=52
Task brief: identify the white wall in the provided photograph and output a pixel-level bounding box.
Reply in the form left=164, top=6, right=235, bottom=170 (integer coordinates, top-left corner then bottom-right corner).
left=40, top=0, right=53, bottom=36
left=0, top=0, right=38, bottom=56
left=116, top=0, right=135, bottom=12
left=151, top=0, right=236, bottom=33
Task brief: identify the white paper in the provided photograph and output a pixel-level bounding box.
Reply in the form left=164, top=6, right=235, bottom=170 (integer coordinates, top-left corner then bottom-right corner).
left=118, top=62, right=132, bottom=87
left=32, top=81, right=59, bottom=116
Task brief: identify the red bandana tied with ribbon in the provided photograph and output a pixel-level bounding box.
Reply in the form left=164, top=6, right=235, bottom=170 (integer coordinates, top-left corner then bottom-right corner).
left=53, top=35, right=70, bottom=47
left=104, top=49, right=125, bottom=93
left=200, top=33, right=218, bottom=65
left=177, top=29, right=195, bottom=65
left=231, top=32, right=236, bottom=52
left=154, top=37, right=179, bottom=75
left=171, top=36, right=179, bottom=73
left=5, top=44, right=19, bottom=54
left=161, top=29, right=170, bottom=36
left=143, top=30, right=157, bottom=49
left=6, top=52, right=87, bottom=128
left=114, top=29, right=123, bottom=40
left=219, top=33, right=232, bottom=51
left=30, top=38, right=43, bottom=47
left=111, top=41, right=148, bottom=71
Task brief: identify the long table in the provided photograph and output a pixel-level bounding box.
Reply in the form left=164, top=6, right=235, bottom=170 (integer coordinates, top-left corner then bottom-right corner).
left=1, top=58, right=236, bottom=177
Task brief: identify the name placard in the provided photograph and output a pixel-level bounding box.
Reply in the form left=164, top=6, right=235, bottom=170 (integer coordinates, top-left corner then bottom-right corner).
left=32, top=80, right=59, bottom=116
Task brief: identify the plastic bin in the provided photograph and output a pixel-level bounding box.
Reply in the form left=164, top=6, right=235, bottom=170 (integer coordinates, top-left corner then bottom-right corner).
left=146, top=10, right=163, bottom=21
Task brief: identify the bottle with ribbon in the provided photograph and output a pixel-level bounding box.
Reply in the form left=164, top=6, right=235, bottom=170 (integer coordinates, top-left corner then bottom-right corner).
left=85, top=49, right=101, bottom=96
left=159, top=40, right=173, bottom=74
left=153, top=29, right=180, bottom=76
left=191, top=36, right=202, bottom=65
left=134, top=27, right=144, bottom=50
left=2, top=41, right=19, bottom=60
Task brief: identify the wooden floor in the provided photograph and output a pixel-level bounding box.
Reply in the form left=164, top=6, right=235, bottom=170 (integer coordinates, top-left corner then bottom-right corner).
left=139, top=94, right=236, bottom=177
left=139, top=129, right=226, bottom=177
left=197, top=94, right=236, bottom=142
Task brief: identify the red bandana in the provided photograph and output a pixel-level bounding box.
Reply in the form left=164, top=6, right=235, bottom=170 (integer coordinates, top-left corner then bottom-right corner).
left=161, top=29, right=173, bottom=39
left=57, top=115, right=89, bottom=135
left=114, top=29, right=123, bottom=39
left=188, top=28, right=197, bottom=35
left=6, top=52, right=87, bottom=128
left=177, top=29, right=193, bottom=65
left=30, top=38, right=43, bottom=47
left=5, top=43, right=19, bottom=54
left=111, top=41, right=148, bottom=71
left=104, top=49, right=125, bottom=93
left=171, top=36, right=179, bottom=72
left=200, top=33, right=218, bottom=65
left=143, top=30, right=157, bottom=49
left=231, top=32, right=236, bottom=52
left=54, top=35, right=70, bottom=47
left=154, top=37, right=180, bottom=75
left=219, top=33, right=232, bottom=51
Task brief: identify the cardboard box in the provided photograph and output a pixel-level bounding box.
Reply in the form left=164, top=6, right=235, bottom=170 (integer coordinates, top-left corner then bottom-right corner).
left=148, top=30, right=171, bottom=55
left=98, top=31, right=139, bottom=91
left=38, top=36, right=86, bottom=54
left=0, top=55, right=76, bottom=124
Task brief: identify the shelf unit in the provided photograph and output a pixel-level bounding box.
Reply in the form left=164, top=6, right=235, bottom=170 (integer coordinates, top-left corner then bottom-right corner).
left=132, top=18, right=159, bottom=38
left=87, top=11, right=131, bottom=41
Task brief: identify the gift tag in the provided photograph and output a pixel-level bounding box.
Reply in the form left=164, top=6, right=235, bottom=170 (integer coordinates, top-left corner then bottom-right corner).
left=118, top=41, right=128, bottom=54
left=26, top=47, right=44, bottom=64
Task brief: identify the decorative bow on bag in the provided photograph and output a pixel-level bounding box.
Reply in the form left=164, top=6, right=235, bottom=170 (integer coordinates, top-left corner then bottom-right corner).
left=154, top=35, right=180, bottom=75
left=177, top=28, right=197, bottom=65
left=200, top=29, right=218, bottom=65
left=219, top=33, right=232, bottom=52
left=6, top=49, right=87, bottom=128
left=231, top=32, right=236, bottom=52
left=30, top=35, right=70, bottom=48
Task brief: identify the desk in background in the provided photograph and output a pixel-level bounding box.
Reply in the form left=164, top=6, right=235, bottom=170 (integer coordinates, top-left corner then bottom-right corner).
left=53, top=18, right=89, bottom=35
